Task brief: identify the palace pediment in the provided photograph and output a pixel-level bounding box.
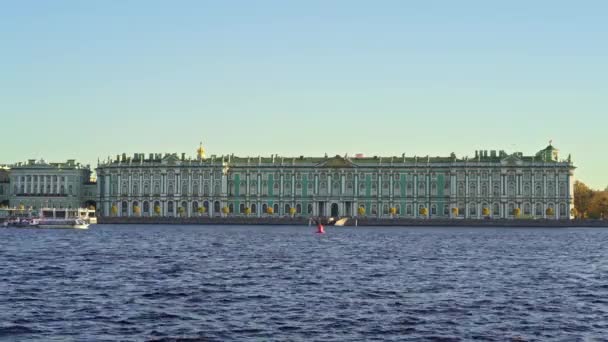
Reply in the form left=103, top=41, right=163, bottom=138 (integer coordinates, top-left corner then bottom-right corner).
left=316, top=155, right=356, bottom=168
left=161, top=154, right=181, bottom=165
left=500, top=154, right=523, bottom=166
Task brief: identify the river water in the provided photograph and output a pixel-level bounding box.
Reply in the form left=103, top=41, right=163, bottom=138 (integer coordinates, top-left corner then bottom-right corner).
left=1, top=225, right=607, bottom=341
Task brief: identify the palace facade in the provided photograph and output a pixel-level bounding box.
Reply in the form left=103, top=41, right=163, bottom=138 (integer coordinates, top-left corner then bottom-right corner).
left=96, top=144, right=575, bottom=219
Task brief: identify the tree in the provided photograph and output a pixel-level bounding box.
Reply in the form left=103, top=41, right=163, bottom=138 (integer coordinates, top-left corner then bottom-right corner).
left=198, top=206, right=207, bottom=215
left=244, top=207, right=251, bottom=216
left=111, top=205, right=118, bottom=216
left=358, top=206, right=366, bottom=216
left=178, top=207, right=186, bottom=217
left=589, top=191, right=608, bottom=219
left=266, top=206, right=274, bottom=215
left=133, top=205, right=141, bottom=215
left=546, top=207, right=554, bottom=217
left=18, top=203, right=25, bottom=211
left=574, top=181, right=594, bottom=219
left=154, top=205, right=161, bottom=216
left=222, top=206, right=230, bottom=215
left=419, top=207, right=428, bottom=217
left=513, top=208, right=521, bottom=218
left=289, top=207, right=296, bottom=217
left=570, top=207, right=578, bottom=219
left=451, top=207, right=459, bottom=217
left=389, top=207, right=397, bottom=216
left=482, top=207, right=490, bottom=217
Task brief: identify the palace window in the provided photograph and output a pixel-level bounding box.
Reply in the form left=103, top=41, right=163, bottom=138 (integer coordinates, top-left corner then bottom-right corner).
left=493, top=203, right=500, bottom=216
left=251, top=203, right=257, bottom=213
left=560, top=203, right=567, bottom=216
left=418, top=182, right=425, bottom=195
left=307, top=204, right=313, bottom=214
left=193, top=182, right=199, bottom=195
left=524, top=203, right=531, bottom=215
left=406, top=204, right=412, bottom=215
left=144, top=201, right=150, bottom=213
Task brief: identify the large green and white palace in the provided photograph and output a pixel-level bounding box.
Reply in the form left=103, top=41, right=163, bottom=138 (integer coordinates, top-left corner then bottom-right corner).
left=96, top=143, right=575, bottom=219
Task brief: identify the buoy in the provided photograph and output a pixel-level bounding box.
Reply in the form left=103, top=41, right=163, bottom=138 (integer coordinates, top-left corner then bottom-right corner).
left=316, top=223, right=325, bottom=234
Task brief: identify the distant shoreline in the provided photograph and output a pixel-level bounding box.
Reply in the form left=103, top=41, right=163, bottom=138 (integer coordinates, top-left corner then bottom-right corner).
left=96, top=217, right=608, bottom=228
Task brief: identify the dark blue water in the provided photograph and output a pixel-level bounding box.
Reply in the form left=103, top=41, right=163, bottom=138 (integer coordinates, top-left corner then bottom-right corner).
left=1, top=225, right=608, bottom=341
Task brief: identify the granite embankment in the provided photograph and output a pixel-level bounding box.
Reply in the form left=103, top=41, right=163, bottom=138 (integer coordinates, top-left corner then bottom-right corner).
left=97, top=216, right=608, bottom=227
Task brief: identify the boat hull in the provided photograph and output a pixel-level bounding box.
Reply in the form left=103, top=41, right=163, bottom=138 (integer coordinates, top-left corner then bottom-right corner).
left=37, top=224, right=89, bottom=229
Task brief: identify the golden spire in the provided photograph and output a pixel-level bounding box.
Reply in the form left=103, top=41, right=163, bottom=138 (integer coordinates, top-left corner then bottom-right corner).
left=197, top=141, right=206, bottom=160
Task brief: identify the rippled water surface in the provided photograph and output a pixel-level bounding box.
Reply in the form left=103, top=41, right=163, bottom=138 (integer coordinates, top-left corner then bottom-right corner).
left=1, top=225, right=608, bottom=341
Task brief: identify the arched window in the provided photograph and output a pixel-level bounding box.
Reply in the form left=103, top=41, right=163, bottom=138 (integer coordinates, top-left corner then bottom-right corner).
left=431, top=182, right=437, bottom=195
left=560, top=203, right=567, bottom=216
left=535, top=203, right=543, bottom=216
left=193, top=201, right=199, bottom=212
left=559, top=184, right=566, bottom=197
left=418, top=182, right=425, bottom=195
left=296, top=203, right=302, bottom=214
left=273, top=204, right=279, bottom=214
left=121, top=201, right=128, bottom=215
left=383, top=204, right=389, bottom=214
left=239, top=203, right=245, bottom=214
left=406, top=204, right=412, bottom=215
left=307, top=203, right=313, bottom=214
left=508, top=203, right=515, bottom=215
left=168, top=184, right=174, bottom=195
left=284, top=204, right=291, bottom=214
left=493, top=203, right=500, bottom=216
left=431, top=204, right=437, bottom=215
left=493, top=185, right=500, bottom=196
left=524, top=203, right=531, bottom=215
left=333, top=181, right=340, bottom=193
left=154, top=182, right=160, bottom=195
left=144, top=182, right=150, bottom=195
left=143, top=201, right=150, bottom=213
left=60, top=185, right=65, bottom=195
left=507, top=182, right=515, bottom=197
left=193, top=182, right=199, bottom=195
left=469, top=182, right=477, bottom=196
left=469, top=204, right=476, bottom=216
left=181, top=201, right=188, bottom=213
left=262, top=203, right=268, bottom=213
left=203, top=201, right=209, bottom=213
left=251, top=203, right=257, bottom=213
left=132, top=201, right=139, bottom=213
left=168, top=201, right=174, bottom=215
left=182, top=182, right=188, bottom=195
left=372, top=204, right=378, bottom=215
left=132, top=184, right=138, bottom=195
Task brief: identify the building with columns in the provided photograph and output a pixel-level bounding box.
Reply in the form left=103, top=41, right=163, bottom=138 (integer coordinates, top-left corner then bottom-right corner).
left=96, top=143, right=575, bottom=219
left=7, top=159, right=97, bottom=209
left=0, top=167, right=9, bottom=207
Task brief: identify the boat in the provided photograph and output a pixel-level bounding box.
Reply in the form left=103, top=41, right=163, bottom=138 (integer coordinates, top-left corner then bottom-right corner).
left=36, top=218, right=89, bottom=229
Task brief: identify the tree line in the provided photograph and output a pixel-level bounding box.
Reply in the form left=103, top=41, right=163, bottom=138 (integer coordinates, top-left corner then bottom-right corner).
left=574, top=181, right=608, bottom=219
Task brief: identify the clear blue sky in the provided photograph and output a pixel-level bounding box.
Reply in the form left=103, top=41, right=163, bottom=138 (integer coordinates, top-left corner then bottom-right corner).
left=1, top=1, right=606, bottom=188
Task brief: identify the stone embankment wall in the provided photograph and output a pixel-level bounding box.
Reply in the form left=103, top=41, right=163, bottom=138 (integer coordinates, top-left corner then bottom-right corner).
left=97, top=216, right=608, bottom=227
